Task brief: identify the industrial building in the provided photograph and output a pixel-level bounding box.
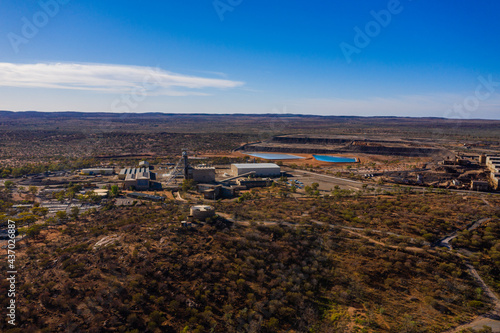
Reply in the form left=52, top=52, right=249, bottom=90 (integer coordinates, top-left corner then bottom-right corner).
left=182, top=150, right=216, bottom=183
left=486, top=156, right=500, bottom=172
left=236, top=178, right=272, bottom=188
left=471, top=180, right=490, bottom=191
left=193, top=164, right=276, bottom=200
left=139, top=161, right=150, bottom=167
left=190, top=205, right=216, bottom=221
left=485, top=155, right=500, bottom=190
left=120, top=167, right=152, bottom=190
left=119, top=167, right=149, bottom=180
left=80, top=168, right=114, bottom=175
left=231, top=163, right=281, bottom=177
left=163, top=150, right=217, bottom=187
left=197, top=184, right=238, bottom=200
left=491, top=173, right=500, bottom=191
left=189, top=166, right=216, bottom=183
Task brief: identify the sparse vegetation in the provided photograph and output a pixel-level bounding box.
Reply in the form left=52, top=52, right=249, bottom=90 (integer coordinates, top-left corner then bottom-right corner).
left=0, top=192, right=498, bottom=332
left=1, top=113, right=500, bottom=332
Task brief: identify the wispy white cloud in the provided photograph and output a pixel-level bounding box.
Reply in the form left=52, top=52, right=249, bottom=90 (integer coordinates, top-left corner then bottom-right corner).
left=0, top=62, right=244, bottom=96
left=188, top=69, right=229, bottom=79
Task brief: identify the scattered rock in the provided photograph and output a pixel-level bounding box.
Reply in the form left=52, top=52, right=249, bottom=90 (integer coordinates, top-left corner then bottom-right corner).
left=93, top=234, right=122, bottom=250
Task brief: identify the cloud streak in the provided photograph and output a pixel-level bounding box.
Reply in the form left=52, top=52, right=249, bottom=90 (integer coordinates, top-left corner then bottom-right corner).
left=0, top=62, right=245, bottom=96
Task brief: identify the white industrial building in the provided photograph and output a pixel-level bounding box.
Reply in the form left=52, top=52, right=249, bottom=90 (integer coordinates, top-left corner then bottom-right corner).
left=486, top=156, right=500, bottom=173
left=491, top=173, right=500, bottom=191
left=231, top=163, right=281, bottom=177
left=486, top=155, right=500, bottom=190
left=119, top=167, right=149, bottom=180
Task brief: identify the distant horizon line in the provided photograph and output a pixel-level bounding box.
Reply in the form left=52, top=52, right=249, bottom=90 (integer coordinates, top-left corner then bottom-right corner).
left=1, top=110, right=500, bottom=121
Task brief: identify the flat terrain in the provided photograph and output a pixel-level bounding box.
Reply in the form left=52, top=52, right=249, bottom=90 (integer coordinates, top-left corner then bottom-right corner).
left=1, top=111, right=499, bottom=166
left=1, top=112, right=500, bottom=332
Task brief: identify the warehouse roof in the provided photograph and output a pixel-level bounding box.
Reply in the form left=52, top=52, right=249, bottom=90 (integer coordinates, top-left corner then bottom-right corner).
left=232, top=163, right=280, bottom=168
left=125, top=171, right=151, bottom=180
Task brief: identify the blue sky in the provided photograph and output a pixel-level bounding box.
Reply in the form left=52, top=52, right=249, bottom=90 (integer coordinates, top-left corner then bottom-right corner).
left=0, top=0, right=499, bottom=118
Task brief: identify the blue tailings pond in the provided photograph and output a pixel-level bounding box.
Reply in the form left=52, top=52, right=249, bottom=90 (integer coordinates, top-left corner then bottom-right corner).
left=244, top=153, right=305, bottom=160
left=312, top=155, right=357, bottom=163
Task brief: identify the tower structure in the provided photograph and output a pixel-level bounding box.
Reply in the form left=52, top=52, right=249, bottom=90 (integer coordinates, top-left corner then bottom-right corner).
left=182, top=149, right=189, bottom=179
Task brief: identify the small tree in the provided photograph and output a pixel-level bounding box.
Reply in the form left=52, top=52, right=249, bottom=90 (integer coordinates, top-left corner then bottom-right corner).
left=4, top=181, right=14, bottom=190
left=55, top=191, right=66, bottom=203
left=67, top=189, right=76, bottom=201
left=19, top=213, right=37, bottom=228
left=32, top=206, right=48, bottom=217
left=181, top=179, right=196, bottom=192
left=29, top=186, right=39, bottom=199
left=26, top=224, right=43, bottom=239
left=70, top=206, right=80, bottom=220
left=305, top=186, right=313, bottom=196
left=110, top=185, right=120, bottom=197
left=56, top=211, right=68, bottom=222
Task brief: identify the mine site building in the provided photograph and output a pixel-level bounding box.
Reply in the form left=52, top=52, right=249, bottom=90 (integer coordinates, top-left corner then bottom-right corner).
left=471, top=181, right=490, bottom=192
left=119, top=167, right=148, bottom=180
left=236, top=178, right=272, bottom=189
left=197, top=183, right=238, bottom=200
left=484, top=156, right=500, bottom=190
left=121, top=167, right=152, bottom=190
left=190, top=205, right=216, bottom=221
left=189, top=166, right=216, bottom=183
left=231, top=163, right=281, bottom=177
left=486, top=156, right=500, bottom=173
left=480, top=154, right=487, bottom=164
left=80, top=168, right=114, bottom=175
left=491, top=173, right=500, bottom=191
